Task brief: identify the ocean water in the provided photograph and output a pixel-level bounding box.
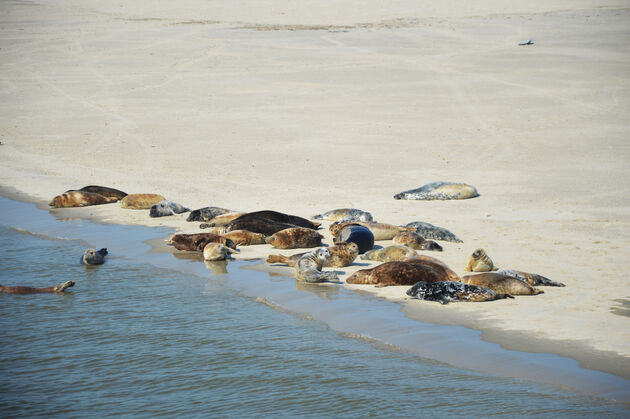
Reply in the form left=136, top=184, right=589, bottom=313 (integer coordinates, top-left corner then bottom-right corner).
left=0, top=197, right=628, bottom=417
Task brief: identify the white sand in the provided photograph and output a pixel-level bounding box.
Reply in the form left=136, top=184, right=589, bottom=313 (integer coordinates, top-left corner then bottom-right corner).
left=1, top=1, right=629, bottom=365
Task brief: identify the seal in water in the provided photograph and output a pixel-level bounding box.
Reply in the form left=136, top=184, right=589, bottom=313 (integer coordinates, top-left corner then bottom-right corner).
left=404, top=221, right=463, bottom=243
left=149, top=200, right=190, bottom=217
left=333, top=225, right=374, bottom=254
left=394, top=181, right=479, bottom=200
left=346, top=261, right=448, bottom=287
left=295, top=248, right=339, bottom=283
left=361, top=245, right=418, bottom=262
left=392, top=231, right=443, bottom=251
left=312, top=208, right=373, bottom=223
left=496, top=269, right=565, bottom=287
left=199, top=212, right=247, bottom=228
left=265, top=228, right=323, bottom=249
left=232, top=210, right=320, bottom=230
left=465, top=248, right=498, bottom=272
left=203, top=243, right=239, bottom=261
left=187, top=206, right=232, bottom=222
left=167, top=233, right=236, bottom=251
left=461, top=273, right=544, bottom=295
left=81, top=248, right=108, bottom=265
left=403, top=255, right=460, bottom=282
left=49, top=191, right=118, bottom=208
left=120, top=194, right=166, bottom=209
left=0, top=280, right=75, bottom=294
left=406, top=281, right=513, bottom=304
left=223, top=230, right=266, bottom=246
left=75, top=185, right=127, bottom=200
left=267, top=242, right=359, bottom=268
left=330, top=221, right=415, bottom=241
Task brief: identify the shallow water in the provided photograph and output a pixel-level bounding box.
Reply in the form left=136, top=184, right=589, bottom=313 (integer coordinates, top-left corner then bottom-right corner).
left=0, top=197, right=628, bottom=417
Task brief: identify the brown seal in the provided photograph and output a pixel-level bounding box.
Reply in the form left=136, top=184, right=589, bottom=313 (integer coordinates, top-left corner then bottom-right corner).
left=232, top=211, right=320, bottom=229
left=361, top=245, right=418, bottom=262
left=392, top=231, right=443, bottom=251
left=265, top=228, right=323, bottom=249
left=167, top=233, right=236, bottom=251
left=465, top=248, right=498, bottom=272
left=402, top=255, right=460, bottom=282
left=461, top=273, right=544, bottom=295
left=49, top=191, right=118, bottom=208
left=0, top=280, right=75, bottom=294
left=75, top=185, right=127, bottom=200
left=330, top=221, right=414, bottom=241
left=223, top=230, right=266, bottom=246
left=120, top=194, right=166, bottom=209
left=267, top=242, right=359, bottom=268
left=346, top=261, right=449, bottom=287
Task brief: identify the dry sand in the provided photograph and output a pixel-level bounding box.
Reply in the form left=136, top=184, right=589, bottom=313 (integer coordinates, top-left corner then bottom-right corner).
left=1, top=1, right=629, bottom=376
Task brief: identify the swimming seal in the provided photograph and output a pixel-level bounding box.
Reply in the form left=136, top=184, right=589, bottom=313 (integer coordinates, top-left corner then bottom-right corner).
left=495, top=269, right=565, bottom=287
left=265, top=228, right=323, bottom=249
left=120, top=194, right=166, bottom=209
left=149, top=200, right=190, bottom=217
left=49, top=191, right=118, bottom=208
left=330, top=222, right=414, bottom=241
left=394, top=181, right=479, bottom=200
left=346, top=261, right=448, bottom=287
left=267, top=242, right=359, bottom=268
left=187, top=206, right=232, bottom=222
left=203, top=243, right=239, bottom=261
left=461, top=273, right=544, bottom=296
left=0, top=280, right=75, bottom=294
left=167, top=233, right=236, bottom=251
left=312, top=208, right=374, bottom=222
left=405, top=221, right=463, bottom=243
left=81, top=248, right=108, bottom=265
left=392, top=231, right=443, bottom=251
left=75, top=185, right=127, bottom=200
left=465, top=248, right=498, bottom=272
left=403, top=255, right=460, bottom=282
left=295, top=248, right=339, bottom=283
left=232, top=211, right=320, bottom=230
left=361, top=245, right=418, bottom=262
left=223, top=230, right=266, bottom=246
left=406, top=281, right=513, bottom=304
left=333, top=225, right=374, bottom=254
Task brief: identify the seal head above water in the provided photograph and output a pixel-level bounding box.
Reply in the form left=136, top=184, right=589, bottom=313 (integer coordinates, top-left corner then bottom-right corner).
left=81, top=248, right=108, bottom=265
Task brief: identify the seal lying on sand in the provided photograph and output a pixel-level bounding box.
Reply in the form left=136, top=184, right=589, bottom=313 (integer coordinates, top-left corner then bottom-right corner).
left=267, top=242, right=359, bottom=268
left=203, top=243, right=239, bottom=261
left=225, top=218, right=309, bottom=236
left=394, top=181, right=479, bottom=200
left=0, top=280, right=75, bottom=294
left=120, top=194, right=166, bottom=209
left=462, top=273, right=544, bottom=295
left=149, top=200, right=190, bottom=217
left=330, top=222, right=415, bottom=241
left=346, top=261, right=449, bottom=287
left=187, top=206, right=232, bottom=222
left=406, top=281, right=513, bottom=304
left=76, top=185, right=127, bottom=200
left=392, top=231, right=443, bottom=251
left=496, top=269, right=565, bottom=287
left=232, top=211, right=320, bottom=230
left=295, top=248, right=339, bottom=283
left=167, top=233, right=236, bottom=251
left=223, top=230, right=266, bottom=246
left=49, top=191, right=118, bottom=208
left=403, top=256, right=460, bottom=282
left=265, top=228, right=323, bottom=249
left=200, top=212, right=247, bottom=228
left=405, top=221, right=463, bottom=243
left=465, top=248, right=498, bottom=272
left=81, top=248, right=108, bottom=265
left=361, top=245, right=418, bottom=262
left=333, top=225, right=374, bottom=254
left=312, top=208, right=373, bottom=222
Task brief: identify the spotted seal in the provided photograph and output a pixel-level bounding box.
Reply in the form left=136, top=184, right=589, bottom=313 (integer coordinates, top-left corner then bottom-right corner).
left=346, top=261, right=449, bottom=287
left=496, top=269, right=565, bottom=287
left=203, top=243, right=239, bottom=261
left=330, top=222, right=415, bottom=241
left=200, top=212, right=247, bottom=228
left=49, top=191, right=118, bottom=208
left=81, top=248, right=108, bottom=265
left=265, top=228, right=323, bottom=249
left=333, top=225, right=374, bottom=254
left=149, top=200, right=190, bottom=217
left=461, top=273, right=544, bottom=296
left=361, top=245, right=418, bottom=262
left=267, top=242, right=359, bottom=268
left=465, top=248, right=498, bottom=272
left=406, top=281, right=513, bottom=304
left=312, top=208, right=374, bottom=222
left=75, top=185, right=127, bottom=200
left=167, top=233, right=236, bottom=251
left=403, top=255, right=460, bottom=282
left=0, top=280, right=75, bottom=294
left=392, top=231, right=443, bottom=251
left=394, top=181, right=479, bottom=200
left=223, top=230, right=266, bottom=246
left=120, top=194, right=166, bottom=209
left=404, top=221, right=463, bottom=243
left=295, top=248, right=340, bottom=283
left=187, top=206, right=232, bottom=222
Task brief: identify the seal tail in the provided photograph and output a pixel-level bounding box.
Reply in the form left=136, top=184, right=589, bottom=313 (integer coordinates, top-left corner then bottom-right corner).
left=266, top=254, right=288, bottom=265
left=312, top=214, right=323, bottom=219
left=532, top=274, right=565, bottom=287
left=496, top=293, right=515, bottom=300
left=97, top=248, right=108, bottom=257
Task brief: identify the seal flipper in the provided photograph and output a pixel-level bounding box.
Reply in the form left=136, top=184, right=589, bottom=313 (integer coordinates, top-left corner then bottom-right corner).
left=97, top=248, right=108, bottom=257
left=496, top=293, right=515, bottom=300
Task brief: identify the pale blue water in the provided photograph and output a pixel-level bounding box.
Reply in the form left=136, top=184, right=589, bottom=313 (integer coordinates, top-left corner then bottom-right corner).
left=0, top=196, right=628, bottom=417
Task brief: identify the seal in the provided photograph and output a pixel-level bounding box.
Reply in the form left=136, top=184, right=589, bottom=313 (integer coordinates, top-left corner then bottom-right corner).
left=232, top=211, right=320, bottom=230
left=75, top=185, right=127, bottom=200
left=394, top=181, right=479, bottom=200
left=361, top=245, right=418, bottom=262
left=346, top=261, right=449, bottom=287
left=295, top=248, right=340, bottom=283
left=200, top=212, right=247, bottom=227
left=0, top=280, right=75, bottom=294
left=203, top=243, right=239, bottom=261
left=330, top=222, right=415, bottom=241
left=265, top=228, right=323, bottom=249
left=81, top=248, right=108, bottom=265
left=120, top=194, right=166, bottom=209
left=461, top=273, right=544, bottom=295
left=333, top=225, right=374, bottom=254
left=49, top=191, right=118, bottom=208
left=465, top=248, right=498, bottom=272
left=496, top=269, right=565, bottom=287
left=312, top=208, right=374, bottom=223
left=223, top=230, right=266, bottom=246
left=225, top=218, right=308, bottom=236
left=187, top=206, right=232, bottom=222
left=406, top=281, right=513, bottom=304
left=267, top=242, right=359, bottom=268
left=167, top=233, right=236, bottom=251
left=405, top=221, right=463, bottom=243
left=392, top=231, right=443, bottom=251
left=149, top=200, right=190, bottom=217
left=403, top=255, right=460, bottom=282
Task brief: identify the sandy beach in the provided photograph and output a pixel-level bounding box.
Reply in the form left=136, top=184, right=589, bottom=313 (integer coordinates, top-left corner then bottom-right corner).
left=1, top=0, right=629, bottom=381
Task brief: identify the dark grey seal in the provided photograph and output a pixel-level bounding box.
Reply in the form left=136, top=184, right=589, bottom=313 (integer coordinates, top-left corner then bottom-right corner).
left=333, top=225, right=374, bottom=254
left=186, top=206, right=232, bottom=222
left=405, top=221, right=463, bottom=243
left=82, top=248, right=108, bottom=265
